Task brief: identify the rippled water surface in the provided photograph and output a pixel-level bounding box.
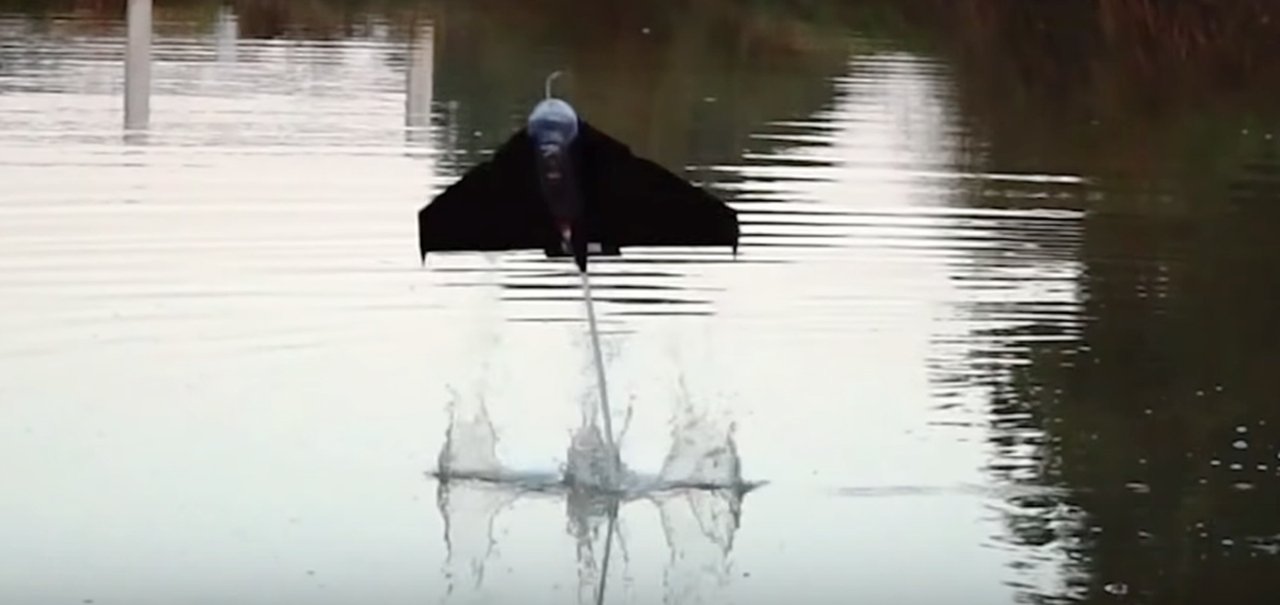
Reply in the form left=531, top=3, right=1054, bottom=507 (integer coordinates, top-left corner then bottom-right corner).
left=3, top=2, right=1279, bottom=603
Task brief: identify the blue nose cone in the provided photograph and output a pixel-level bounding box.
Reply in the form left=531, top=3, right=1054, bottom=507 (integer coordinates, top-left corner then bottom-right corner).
left=528, top=98, right=579, bottom=148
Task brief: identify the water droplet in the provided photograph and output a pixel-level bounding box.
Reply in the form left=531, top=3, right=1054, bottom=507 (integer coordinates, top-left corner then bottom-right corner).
left=1104, top=582, right=1129, bottom=596
left=1222, top=538, right=1236, bottom=547
left=1230, top=463, right=1244, bottom=471
left=641, top=27, right=652, bottom=34
left=1237, top=425, right=1249, bottom=433
left=1234, top=440, right=1249, bottom=450
left=1258, top=464, right=1270, bottom=472
left=1233, top=482, right=1255, bottom=491
left=1126, top=482, right=1150, bottom=493
left=1196, top=390, right=1205, bottom=396
left=1211, top=459, right=1222, bottom=466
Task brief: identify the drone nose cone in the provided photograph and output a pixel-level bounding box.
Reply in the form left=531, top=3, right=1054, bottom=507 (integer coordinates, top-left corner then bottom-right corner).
left=528, top=98, right=579, bottom=147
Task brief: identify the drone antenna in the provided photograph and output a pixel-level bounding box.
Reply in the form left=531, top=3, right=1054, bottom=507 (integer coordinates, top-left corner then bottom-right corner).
left=545, top=70, right=564, bottom=99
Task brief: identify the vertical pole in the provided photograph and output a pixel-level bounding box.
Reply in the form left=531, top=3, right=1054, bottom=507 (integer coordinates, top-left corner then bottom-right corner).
left=124, top=0, right=152, bottom=131
left=214, top=4, right=238, bottom=64
left=406, top=22, right=434, bottom=140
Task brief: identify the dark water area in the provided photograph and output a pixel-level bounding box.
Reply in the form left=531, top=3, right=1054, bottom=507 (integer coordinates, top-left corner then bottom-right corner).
left=2, top=1, right=1278, bottom=603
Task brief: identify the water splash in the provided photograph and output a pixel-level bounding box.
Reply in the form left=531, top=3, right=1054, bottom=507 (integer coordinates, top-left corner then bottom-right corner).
left=437, top=392, right=503, bottom=480
left=565, top=340, right=632, bottom=490
left=431, top=385, right=756, bottom=603
left=566, top=419, right=626, bottom=491
left=659, top=381, right=742, bottom=488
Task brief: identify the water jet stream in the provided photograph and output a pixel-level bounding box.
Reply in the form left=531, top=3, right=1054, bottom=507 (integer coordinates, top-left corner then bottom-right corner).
left=579, top=267, right=620, bottom=485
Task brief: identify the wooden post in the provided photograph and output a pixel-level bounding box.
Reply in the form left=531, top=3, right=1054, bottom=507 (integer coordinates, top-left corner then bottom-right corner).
left=124, top=0, right=152, bottom=130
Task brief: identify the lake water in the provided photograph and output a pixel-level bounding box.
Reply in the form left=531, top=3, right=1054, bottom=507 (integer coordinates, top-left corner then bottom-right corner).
left=2, top=2, right=1279, bottom=603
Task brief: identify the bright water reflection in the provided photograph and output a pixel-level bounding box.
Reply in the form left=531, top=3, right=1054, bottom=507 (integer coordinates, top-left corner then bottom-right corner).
left=2, top=1, right=1279, bottom=604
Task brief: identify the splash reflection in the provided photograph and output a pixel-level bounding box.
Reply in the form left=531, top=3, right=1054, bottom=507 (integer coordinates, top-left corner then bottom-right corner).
left=654, top=489, right=741, bottom=603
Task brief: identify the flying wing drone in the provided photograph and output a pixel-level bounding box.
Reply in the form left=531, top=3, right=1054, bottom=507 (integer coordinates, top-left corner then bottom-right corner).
left=416, top=94, right=739, bottom=271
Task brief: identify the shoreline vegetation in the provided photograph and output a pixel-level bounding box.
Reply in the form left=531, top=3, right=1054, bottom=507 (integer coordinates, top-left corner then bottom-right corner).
left=5, top=1, right=1278, bottom=51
